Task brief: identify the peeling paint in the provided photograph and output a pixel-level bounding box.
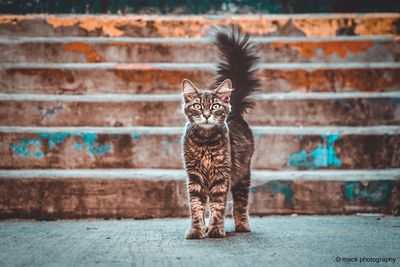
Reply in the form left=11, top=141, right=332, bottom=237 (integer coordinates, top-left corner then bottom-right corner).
left=251, top=181, right=294, bottom=205
left=344, top=181, right=393, bottom=206
left=1, top=15, right=400, bottom=38
left=287, top=135, right=341, bottom=169
left=46, top=17, right=126, bottom=37
left=11, top=139, right=44, bottom=158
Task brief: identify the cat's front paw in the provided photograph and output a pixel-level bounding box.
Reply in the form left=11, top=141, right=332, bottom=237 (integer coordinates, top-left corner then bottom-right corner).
left=207, top=227, right=226, bottom=238
left=186, top=228, right=206, bottom=239
left=235, top=222, right=251, bottom=232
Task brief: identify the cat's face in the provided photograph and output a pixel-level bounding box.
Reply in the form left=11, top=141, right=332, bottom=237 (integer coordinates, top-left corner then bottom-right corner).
left=182, top=79, right=232, bottom=128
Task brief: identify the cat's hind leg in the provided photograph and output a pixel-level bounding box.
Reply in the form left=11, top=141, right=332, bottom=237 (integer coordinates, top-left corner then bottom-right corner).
left=231, top=171, right=251, bottom=232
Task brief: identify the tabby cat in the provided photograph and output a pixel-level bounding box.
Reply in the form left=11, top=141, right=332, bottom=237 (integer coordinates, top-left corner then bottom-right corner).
left=182, top=25, right=260, bottom=239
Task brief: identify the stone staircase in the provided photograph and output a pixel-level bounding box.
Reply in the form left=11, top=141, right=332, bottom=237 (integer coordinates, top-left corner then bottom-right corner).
left=0, top=14, right=399, bottom=220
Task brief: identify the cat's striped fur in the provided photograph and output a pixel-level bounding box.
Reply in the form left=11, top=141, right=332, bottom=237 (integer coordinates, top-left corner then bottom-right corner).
left=182, top=25, right=260, bottom=239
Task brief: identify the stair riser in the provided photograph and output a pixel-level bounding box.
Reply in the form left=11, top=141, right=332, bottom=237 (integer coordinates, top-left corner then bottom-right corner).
left=1, top=98, right=398, bottom=126
left=1, top=14, right=399, bottom=37
left=0, top=178, right=398, bottom=219
left=2, top=132, right=399, bottom=170
left=1, top=66, right=399, bottom=93
left=1, top=38, right=398, bottom=63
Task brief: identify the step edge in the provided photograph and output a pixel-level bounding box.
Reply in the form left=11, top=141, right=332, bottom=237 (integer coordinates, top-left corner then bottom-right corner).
left=0, top=168, right=399, bottom=181
left=1, top=126, right=399, bottom=135
left=2, top=62, right=400, bottom=70
left=0, top=35, right=397, bottom=43
left=1, top=13, right=399, bottom=20
left=1, top=92, right=399, bottom=102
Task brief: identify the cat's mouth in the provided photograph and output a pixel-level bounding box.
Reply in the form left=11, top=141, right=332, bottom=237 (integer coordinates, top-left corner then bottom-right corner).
left=198, top=121, right=215, bottom=128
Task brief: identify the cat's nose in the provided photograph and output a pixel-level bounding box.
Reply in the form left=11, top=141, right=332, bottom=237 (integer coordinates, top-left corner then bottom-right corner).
left=203, top=112, right=211, bottom=120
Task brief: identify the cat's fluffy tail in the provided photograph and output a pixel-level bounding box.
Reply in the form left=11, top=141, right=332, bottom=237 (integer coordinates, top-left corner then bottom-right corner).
left=211, top=25, right=260, bottom=116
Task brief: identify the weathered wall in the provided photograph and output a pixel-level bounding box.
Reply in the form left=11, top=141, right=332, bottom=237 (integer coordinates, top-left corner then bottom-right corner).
left=0, top=0, right=399, bottom=14
left=0, top=13, right=399, bottom=219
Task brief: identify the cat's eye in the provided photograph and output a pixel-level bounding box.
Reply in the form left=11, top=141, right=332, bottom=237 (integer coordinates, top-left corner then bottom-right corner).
left=212, top=104, right=221, bottom=110
left=192, top=103, right=202, bottom=110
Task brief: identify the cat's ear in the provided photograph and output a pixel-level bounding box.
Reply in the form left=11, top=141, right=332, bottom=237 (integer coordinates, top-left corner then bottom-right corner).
left=182, top=79, right=199, bottom=102
left=214, top=79, right=233, bottom=102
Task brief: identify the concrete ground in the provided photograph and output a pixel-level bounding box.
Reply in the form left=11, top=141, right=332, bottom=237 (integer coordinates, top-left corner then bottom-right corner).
left=0, top=216, right=399, bottom=267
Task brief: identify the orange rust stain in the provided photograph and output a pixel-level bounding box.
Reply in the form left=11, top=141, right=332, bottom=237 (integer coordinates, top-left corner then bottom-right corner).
left=62, top=42, right=104, bottom=63
left=261, top=68, right=399, bottom=92
left=272, top=40, right=374, bottom=58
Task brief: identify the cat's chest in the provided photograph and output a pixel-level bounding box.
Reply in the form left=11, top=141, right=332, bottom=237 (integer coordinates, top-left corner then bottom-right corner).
left=185, top=142, right=230, bottom=168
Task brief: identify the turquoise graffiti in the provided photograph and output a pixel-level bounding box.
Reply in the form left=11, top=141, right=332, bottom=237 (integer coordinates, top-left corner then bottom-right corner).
left=344, top=181, right=393, bottom=206
left=11, top=139, right=44, bottom=158
left=251, top=181, right=294, bottom=205
left=72, top=133, right=112, bottom=155
left=11, top=132, right=112, bottom=158
left=287, top=134, right=341, bottom=169
left=38, top=132, right=70, bottom=148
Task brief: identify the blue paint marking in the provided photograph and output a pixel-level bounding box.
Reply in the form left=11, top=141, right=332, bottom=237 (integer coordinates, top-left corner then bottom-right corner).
left=344, top=181, right=393, bottom=206
left=251, top=181, right=294, bottom=205
left=253, top=133, right=261, bottom=140
left=79, top=133, right=112, bottom=156
left=73, top=141, right=84, bottom=151
left=11, top=139, right=44, bottom=158
left=38, top=132, right=71, bottom=148
left=387, top=98, right=400, bottom=105
left=37, top=104, right=63, bottom=119
left=131, top=132, right=142, bottom=141
left=287, top=134, right=341, bottom=169
left=12, top=132, right=112, bottom=158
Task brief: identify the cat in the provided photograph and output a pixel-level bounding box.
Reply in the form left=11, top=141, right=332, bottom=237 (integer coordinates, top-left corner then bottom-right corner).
left=181, top=25, right=260, bottom=239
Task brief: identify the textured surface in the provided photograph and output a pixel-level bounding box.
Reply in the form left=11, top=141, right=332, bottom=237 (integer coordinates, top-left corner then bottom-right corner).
left=0, top=13, right=399, bottom=220
left=1, top=63, right=399, bottom=94
left=1, top=14, right=400, bottom=37
left=1, top=94, right=399, bottom=126
left=1, top=36, right=399, bottom=63
left=0, top=217, right=399, bottom=267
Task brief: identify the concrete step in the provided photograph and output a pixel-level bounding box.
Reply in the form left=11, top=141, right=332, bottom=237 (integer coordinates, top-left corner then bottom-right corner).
left=2, top=126, right=399, bottom=170
left=1, top=63, right=399, bottom=94
left=0, top=169, right=399, bottom=219
left=0, top=14, right=399, bottom=37
left=1, top=92, right=399, bottom=127
left=1, top=36, right=399, bottom=63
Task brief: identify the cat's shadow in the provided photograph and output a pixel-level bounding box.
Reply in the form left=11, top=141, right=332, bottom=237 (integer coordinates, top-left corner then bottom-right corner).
left=225, top=231, right=250, bottom=238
